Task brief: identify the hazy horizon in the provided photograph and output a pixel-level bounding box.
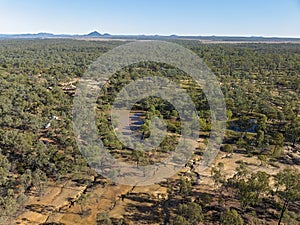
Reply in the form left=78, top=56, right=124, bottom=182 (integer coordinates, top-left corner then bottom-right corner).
left=1, top=0, right=300, bottom=38
left=1, top=31, right=300, bottom=39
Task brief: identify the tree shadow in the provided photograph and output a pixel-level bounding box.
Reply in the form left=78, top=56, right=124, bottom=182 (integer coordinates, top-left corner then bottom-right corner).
left=124, top=202, right=162, bottom=224
left=124, top=193, right=156, bottom=204
left=25, top=204, right=56, bottom=214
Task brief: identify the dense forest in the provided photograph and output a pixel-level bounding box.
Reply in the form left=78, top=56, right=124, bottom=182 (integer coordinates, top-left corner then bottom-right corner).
left=0, top=39, right=299, bottom=225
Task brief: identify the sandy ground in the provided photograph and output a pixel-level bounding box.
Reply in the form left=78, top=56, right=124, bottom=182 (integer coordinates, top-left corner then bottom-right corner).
left=15, top=140, right=299, bottom=225
left=16, top=180, right=88, bottom=225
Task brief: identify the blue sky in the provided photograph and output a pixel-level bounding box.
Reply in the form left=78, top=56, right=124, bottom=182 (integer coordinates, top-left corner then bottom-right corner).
left=1, top=0, right=300, bottom=37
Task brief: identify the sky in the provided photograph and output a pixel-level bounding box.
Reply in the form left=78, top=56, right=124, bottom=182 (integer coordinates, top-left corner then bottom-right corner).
left=0, top=0, right=300, bottom=37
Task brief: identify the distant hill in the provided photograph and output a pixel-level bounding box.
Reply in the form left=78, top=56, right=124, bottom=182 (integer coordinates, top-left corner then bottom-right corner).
left=86, top=31, right=102, bottom=37
left=0, top=31, right=300, bottom=42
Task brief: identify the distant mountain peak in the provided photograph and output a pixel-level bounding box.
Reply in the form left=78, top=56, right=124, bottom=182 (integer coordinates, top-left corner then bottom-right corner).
left=87, top=31, right=102, bottom=37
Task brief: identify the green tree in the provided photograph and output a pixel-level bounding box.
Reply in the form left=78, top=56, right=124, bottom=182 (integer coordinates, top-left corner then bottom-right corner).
left=32, top=169, right=48, bottom=197
left=257, top=115, right=267, bottom=132
left=272, top=132, right=284, bottom=157
left=17, top=193, right=28, bottom=213
left=176, top=202, right=203, bottom=224
left=274, top=168, right=300, bottom=225
left=237, top=171, right=270, bottom=209
left=258, top=154, right=268, bottom=166
left=173, top=215, right=190, bottom=225
left=221, top=209, right=244, bottom=225
left=132, top=148, right=144, bottom=168
left=0, top=189, right=18, bottom=224
left=285, top=118, right=300, bottom=146
left=256, top=130, right=265, bottom=148
left=211, top=162, right=225, bottom=188
left=0, top=150, right=10, bottom=185
left=179, top=177, right=192, bottom=196
left=20, top=169, right=32, bottom=193
left=222, top=144, right=233, bottom=153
